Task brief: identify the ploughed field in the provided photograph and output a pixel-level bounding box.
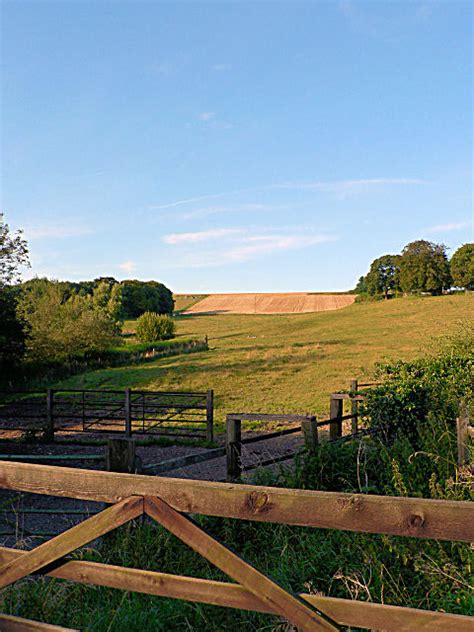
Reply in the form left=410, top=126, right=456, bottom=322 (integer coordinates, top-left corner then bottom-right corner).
left=183, top=292, right=355, bottom=314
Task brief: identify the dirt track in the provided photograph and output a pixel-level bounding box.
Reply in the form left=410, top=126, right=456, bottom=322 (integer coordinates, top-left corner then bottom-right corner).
left=183, top=293, right=355, bottom=315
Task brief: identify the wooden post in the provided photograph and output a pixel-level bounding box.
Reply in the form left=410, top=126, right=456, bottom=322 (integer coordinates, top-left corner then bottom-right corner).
left=350, top=379, right=358, bottom=435
left=206, top=389, right=214, bottom=443
left=125, top=388, right=132, bottom=438
left=226, top=416, right=241, bottom=482
left=457, top=404, right=470, bottom=467
left=106, top=438, right=141, bottom=473
left=301, top=416, right=318, bottom=454
left=329, top=395, right=343, bottom=440
left=45, top=389, right=55, bottom=442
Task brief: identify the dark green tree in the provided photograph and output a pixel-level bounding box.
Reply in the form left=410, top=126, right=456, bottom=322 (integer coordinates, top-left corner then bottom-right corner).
left=0, top=214, right=30, bottom=376
left=399, top=240, right=451, bottom=295
left=366, top=254, right=401, bottom=299
left=353, top=275, right=368, bottom=294
left=450, top=243, right=474, bottom=290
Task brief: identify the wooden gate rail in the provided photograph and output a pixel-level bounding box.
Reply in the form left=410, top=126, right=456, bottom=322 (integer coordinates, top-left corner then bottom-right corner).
left=1, top=462, right=472, bottom=541
left=0, top=613, right=78, bottom=631
left=0, top=547, right=468, bottom=631
left=0, top=463, right=472, bottom=631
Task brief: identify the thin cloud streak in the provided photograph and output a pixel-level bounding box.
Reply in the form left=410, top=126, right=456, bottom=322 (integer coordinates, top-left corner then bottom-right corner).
left=426, top=221, right=472, bottom=234
left=163, top=228, right=244, bottom=244
left=150, top=178, right=428, bottom=210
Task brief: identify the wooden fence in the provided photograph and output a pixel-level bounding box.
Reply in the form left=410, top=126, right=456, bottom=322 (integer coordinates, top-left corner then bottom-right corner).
left=0, top=388, right=214, bottom=442
left=0, top=462, right=472, bottom=631
left=457, top=404, right=473, bottom=467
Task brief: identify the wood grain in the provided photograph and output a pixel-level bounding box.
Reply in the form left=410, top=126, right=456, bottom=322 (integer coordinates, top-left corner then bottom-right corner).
left=0, top=614, right=78, bottom=631
left=0, top=496, right=143, bottom=589
left=144, top=495, right=338, bottom=631
left=0, top=547, right=471, bottom=631
left=0, top=462, right=472, bottom=541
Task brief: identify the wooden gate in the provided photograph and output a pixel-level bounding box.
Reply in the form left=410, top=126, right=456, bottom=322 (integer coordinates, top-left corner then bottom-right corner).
left=0, top=462, right=472, bottom=631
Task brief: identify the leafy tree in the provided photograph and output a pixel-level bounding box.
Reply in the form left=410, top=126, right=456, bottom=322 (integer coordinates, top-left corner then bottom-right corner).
left=0, top=213, right=29, bottom=287
left=366, top=254, right=401, bottom=298
left=135, top=312, right=175, bottom=342
left=353, top=275, right=368, bottom=294
left=399, top=240, right=451, bottom=295
left=450, top=243, right=474, bottom=290
left=18, top=281, right=122, bottom=363
left=121, top=280, right=174, bottom=318
left=0, top=214, right=30, bottom=375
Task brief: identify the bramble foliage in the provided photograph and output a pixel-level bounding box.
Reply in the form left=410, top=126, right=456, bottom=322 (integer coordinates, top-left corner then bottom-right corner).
left=135, top=312, right=175, bottom=342
left=450, top=243, right=474, bottom=290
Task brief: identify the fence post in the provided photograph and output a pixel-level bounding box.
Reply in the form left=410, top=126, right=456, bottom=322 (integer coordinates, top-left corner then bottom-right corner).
left=329, top=395, right=343, bottom=440
left=226, top=415, right=241, bottom=482
left=301, top=415, right=318, bottom=454
left=350, top=379, right=358, bottom=435
left=457, top=404, right=470, bottom=467
left=206, top=389, right=214, bottom=443
left=125, top=388, right=132, bottom=438
left=106, top=437, right=141, bottom=473
left=45, top=389, right=55, bottom=442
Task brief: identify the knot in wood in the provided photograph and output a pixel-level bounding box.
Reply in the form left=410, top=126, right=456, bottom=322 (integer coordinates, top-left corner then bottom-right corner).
left=246, top=491, right=270, bottom=513
left=338, top=496, right=363, bottom=511
left=408, top=513, right=425, bottom=528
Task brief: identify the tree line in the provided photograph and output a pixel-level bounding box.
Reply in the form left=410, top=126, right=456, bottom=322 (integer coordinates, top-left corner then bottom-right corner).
left=354, top=240, right=474, bottom=299
left=0, top=214, right=174, bottom=379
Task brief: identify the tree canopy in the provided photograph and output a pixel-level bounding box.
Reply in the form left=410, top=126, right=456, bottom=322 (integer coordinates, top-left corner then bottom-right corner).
left=0, top=213, right=29, bottom=287
left=366, top=254, right=401, bottom=298
left=450, top=243, right=474, bottom=290
left=399, top=240, right=451, bottom=295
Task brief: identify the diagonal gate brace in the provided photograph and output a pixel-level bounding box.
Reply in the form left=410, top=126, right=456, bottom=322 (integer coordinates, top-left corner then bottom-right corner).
left=144, top=495, right=340, bottom=632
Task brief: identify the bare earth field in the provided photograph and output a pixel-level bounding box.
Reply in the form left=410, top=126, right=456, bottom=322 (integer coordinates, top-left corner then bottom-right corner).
left=183, top=292, right=355, bottom=314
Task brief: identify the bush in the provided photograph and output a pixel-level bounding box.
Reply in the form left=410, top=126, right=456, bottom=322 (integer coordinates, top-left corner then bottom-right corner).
left=135, top=312, right=175, bottom=342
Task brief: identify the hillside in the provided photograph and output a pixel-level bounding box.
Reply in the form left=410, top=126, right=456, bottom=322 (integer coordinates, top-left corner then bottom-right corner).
left=57, top=294, right=473, bottom=427
left=182, top=292, right=355, bottom=314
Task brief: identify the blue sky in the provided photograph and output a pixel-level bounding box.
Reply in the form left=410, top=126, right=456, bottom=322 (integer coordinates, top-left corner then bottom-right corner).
left=1, top=1, right=472, bottom=292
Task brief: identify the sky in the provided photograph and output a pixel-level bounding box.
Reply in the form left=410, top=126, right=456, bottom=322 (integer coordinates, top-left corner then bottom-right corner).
left=1, top=0, right=472, bottom=293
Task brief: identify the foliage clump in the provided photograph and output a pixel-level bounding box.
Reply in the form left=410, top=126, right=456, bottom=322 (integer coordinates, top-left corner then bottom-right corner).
left=135, top=312, right=175, bottom=342
left=450, top=243, right=474, bottom=290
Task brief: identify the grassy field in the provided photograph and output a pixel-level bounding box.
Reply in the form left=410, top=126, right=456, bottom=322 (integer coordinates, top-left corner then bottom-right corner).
left=52, top=294, right=474, bottom=430
left=173, top=293, right=208, bottom=313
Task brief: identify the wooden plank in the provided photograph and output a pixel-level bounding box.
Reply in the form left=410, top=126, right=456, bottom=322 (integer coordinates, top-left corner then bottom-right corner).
left=0, top=496, right=143, bottom=589
left=241, top=426, right=302, bottom=445
left=227, top=413, right=310, bottom=422
left=0, top=547, right=471, bottom=631
left=226, top=416, right=241, bottom=481
left=330, top=393, right=365, bottom=401
left=143, top=447, right=226, bottom=474
left=329, top=396, right=343, bottom=440
left=144, top=496, right=338, bottom=631
left=0, top=462, right=473, bottom=541
left=0, top=614, right=78, bottom=631
left=457, top=407, right=471, bottom=466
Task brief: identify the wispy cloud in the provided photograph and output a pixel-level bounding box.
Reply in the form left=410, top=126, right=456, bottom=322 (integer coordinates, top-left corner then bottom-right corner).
left=24, top=224, right=94, bottom=240
left=118, top=261, right=137, bottom=273
left=162, top=227, right=336, bottom=268
left=163, top=228, right=243, bottom=245
left=150, top=177, right=427, bottom=211
left=426, top=221, right=472, bottom=234
left=197, top=112, right=215, bottom=122
left=212, top=63, right=231, bottom=72
left=180, top=203, right=285, bottom=220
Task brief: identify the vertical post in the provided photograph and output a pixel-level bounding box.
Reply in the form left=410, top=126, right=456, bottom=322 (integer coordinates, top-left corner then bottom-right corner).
left=350, top=379, right=358, bottom=435
left=45, top=389, right=55, bottom=442
left=125, top=388, right=132, bottom=438
left=457, top=404, right=470, bottom=467
left=301, top=415, right=318, bottom=454
left=206, top=389, right=214, bottom=443
left=329, top=395, right=343, bottom=440
left=106, top=438, right=141, bottom=473
left=226, top=415, right=241, bottom=482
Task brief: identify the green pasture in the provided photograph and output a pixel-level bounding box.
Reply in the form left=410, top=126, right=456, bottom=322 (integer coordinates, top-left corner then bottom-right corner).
left=52, top=294, right=473, bottom=430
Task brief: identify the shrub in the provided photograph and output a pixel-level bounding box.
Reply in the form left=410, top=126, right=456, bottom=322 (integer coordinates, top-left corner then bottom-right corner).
left=135, top=312, right=175, bottom=342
